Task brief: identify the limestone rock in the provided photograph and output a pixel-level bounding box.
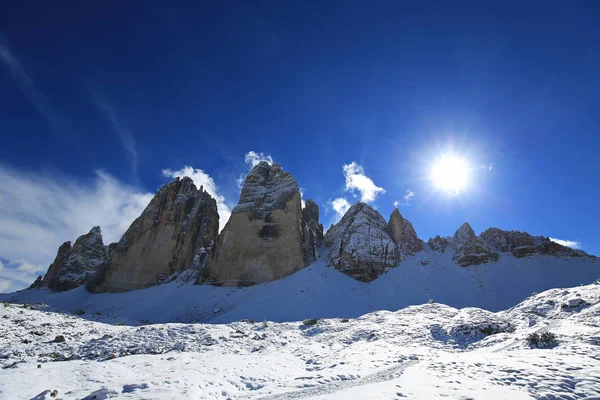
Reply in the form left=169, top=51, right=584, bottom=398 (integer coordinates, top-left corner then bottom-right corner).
left=325, top=202, right=400, bottom=282
left=428, top=235, right=451, bottom=253
left=451, top=223, right=499, bottom=267
left=388, top=208, right=423, bottom=255
left=301, top=199, right=324, bottom=264
left=203, top=162, right=306, bottom=286
left=481, top=228, right=587, bottom=258
left=36, top=227, right=109, bottom=292
left=95, top=177, right=219, bottom=292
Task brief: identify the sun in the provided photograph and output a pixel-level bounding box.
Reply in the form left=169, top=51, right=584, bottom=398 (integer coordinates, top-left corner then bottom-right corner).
left=430, top=155, right=470, bottom=195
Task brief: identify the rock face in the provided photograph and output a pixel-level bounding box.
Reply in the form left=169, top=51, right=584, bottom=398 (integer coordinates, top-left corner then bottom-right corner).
left=204, top=162, right=318, bottom=286
left=428, top=235, right=451, bottom=253
left=95, top=177, right=219, bottom=292
left=481, top=228, right=587, bottom=258
left=301, top=200, right=324, bottom=265
left=325, top=202, right=401, bottom=282
left=33, top=227, right=109, bottom=292
left=451, top=223, right=499, bottom=267
left=428, top=224, right=590, bottom=267
left=388, top=208, right=423, bottom=255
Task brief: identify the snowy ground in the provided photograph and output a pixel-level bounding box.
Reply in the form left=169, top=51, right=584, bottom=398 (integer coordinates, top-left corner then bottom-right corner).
left=1, top=282, right=599, bottom=399
left=1, top=249, right=598, bottom=325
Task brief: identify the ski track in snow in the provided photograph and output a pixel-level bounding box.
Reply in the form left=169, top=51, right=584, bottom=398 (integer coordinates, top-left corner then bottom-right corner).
left=254, top=360, right=419, bottom=400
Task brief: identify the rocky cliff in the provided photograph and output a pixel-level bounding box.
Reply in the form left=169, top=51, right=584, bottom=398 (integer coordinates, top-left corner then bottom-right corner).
left=427, top=224, right=590, bottom=267
left=203, top=162, right=320, bottom=286
left=388, top=208, right=423, bottom=255
left=480, top=228, right=586, bottom=258
left=450, top=223, right=500, bottom=267
left=301, top=199, right=324, bottom=265
left=32, top=227, right=110, bottom=292
left=325, top=202, right=401, bottom=282
left=94, top=177, right=219, bottom=292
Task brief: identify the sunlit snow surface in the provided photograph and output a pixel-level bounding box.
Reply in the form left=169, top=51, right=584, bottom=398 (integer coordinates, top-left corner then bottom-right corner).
left=1, top=281, right=599, bottom=399
left=1, top=249, right=599, bottom=399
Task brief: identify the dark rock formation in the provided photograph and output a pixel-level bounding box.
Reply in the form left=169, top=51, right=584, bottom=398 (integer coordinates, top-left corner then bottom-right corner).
left=481, top=228, right=587, bottom=258
left=428, top=235, right=451, bottom=253
left=325, top=202, right=400, bottom=282
left=34, top=227, right=109, bottom=291
left=451, top=223, right=499, bottom=267
left=301, top=199, right=324, bottom=265
left=94, top=177, right=219, bottom=292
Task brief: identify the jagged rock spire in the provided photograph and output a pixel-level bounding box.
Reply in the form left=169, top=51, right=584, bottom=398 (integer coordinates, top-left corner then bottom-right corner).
left=33, top=226, right=108, bottom=292
left=325, top=202, right=400, bottom=282
left=94, top=176, right=219, bottom=292
left=388, top=208, right=423, bottom=254
left=204, top=162, right=313, bottom=286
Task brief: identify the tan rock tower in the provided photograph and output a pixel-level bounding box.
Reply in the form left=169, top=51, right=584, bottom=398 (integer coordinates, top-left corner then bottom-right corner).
left=94, top=177, right=219, bottom=292
left=203, top=162, right=319, bottom=286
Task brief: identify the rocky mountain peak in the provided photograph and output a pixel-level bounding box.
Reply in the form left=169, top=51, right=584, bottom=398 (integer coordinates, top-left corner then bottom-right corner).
left=428, top=235, right=450, bottom=253
left=301, top=199, right=324, bottom=265
left=453, top=222, right=476, bottom=246
left=480, top=227, right=588, bottom=259
left=93, top=177, right=220, bottom=292
left=233, top=162, right=299, bottom=219
left=302, top=199, right=320, bottom=224
left=388, top=208, right=423, bottom=255
left=325, top=202, right=400, bottom=282
left=204, top=163, right=308, bottom=286
left=34, top=226, right=109, bottom=292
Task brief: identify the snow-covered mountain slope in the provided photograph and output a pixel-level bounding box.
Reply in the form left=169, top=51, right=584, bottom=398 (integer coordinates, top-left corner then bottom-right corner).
left=1, top=282, right=599, bottom=399
left=1, top=247, right=598, bottom=324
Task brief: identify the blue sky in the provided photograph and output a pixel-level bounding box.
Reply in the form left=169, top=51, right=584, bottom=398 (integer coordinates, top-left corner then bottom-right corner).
left=1, top=1, right=599, bottom=292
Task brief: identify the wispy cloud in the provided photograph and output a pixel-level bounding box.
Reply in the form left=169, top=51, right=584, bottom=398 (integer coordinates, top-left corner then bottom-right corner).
left=299, top=187, right=306, bottom=209
left=549, top=238, right=582, bottom=250
left=404, top=189, right=415, bottom=203
left=0, top=39, right=71, bottom=140
left=0, top=165, right=153, bottom=293
left=481, top=163, right=493, bottom=171
left=244, top=151, right=274, bottom=168
left=161, top=166, right=231, bottom=231
left=328, top=197, right=351, bottom=222
left=238, top=151, right=275, bottom=189
left=96, top=101, right=139, bottom=176
left=342, top=162, right=385, bottom=203
left=393, top=200, right=399, bottom=208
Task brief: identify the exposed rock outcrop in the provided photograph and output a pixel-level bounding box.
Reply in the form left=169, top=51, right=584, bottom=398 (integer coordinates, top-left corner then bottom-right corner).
left=203, top=162, right=312, bottom=286
left=325, top=202, right=400, bottom=282
left=388, top=208, right=423, bottom=255
left=301, top=199, right=324, bottom=264
left=428, top=235, right=451, bottom=253
left=451, top=223, right=499, bottom=267
left=94, top=177, right=219, bottom=292
left=33, top=227, right=109, bottom=292
left=481, top=228, right=587, bottom=258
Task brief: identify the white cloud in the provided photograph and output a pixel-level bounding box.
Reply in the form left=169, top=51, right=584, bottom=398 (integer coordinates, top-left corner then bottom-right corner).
left=161, top=166, right=231, bottom=231
left=404, top=189, right=415, bottom=203
left=549, top=238, right=582, bottom=250
left=300, top=187, right=306, bottom=209
left=0, top=165, right=153, bottom=292
left=342, top=162, right=385, bottom=203
left=481, top=163, right=493, bottom=171
left=244, top=151, right=273, bottom=168
left=329, top=197, right=351, bottom=222
left=393, top=200, right=399, bottom=208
